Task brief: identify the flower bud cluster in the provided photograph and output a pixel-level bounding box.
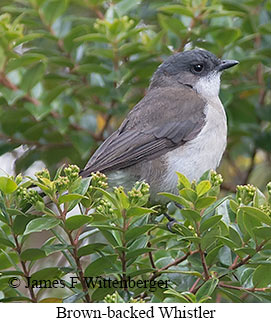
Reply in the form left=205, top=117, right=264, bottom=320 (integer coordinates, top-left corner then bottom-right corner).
left=88, top=172, right=108, bottom=192
left=16, top=187, right=44, bottom=207
left=64, top=165, right=80, bottom=182
left=35, top=169, right=50, bottom=181
left=210, top=170, right=223, bottom=186
left=96, top=199, right=114, bottom=216
left=236, top=184, right=256, bottom=205
left=128, top=182, right=150, bottom=200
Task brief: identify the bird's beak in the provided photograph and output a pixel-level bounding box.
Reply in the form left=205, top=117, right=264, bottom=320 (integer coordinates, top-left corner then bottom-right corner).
left=217, top=59, right=239, bottom=72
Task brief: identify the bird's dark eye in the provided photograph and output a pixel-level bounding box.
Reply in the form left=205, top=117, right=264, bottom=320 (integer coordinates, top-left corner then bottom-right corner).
left=192, top=64, right=204, bottom=73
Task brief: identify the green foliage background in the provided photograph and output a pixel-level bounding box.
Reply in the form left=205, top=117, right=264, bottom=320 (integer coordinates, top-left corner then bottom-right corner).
left=0, top=0, right=270, bottom=304
left=0, top=0, right=270, bottom=189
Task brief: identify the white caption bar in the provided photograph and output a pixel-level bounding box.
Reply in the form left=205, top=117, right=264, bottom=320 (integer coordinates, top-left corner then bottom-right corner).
left=2, top=303, right=268, bottom=322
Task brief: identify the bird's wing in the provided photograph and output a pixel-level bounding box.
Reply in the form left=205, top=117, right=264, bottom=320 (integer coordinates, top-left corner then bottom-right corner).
left=80, top=86, right=207, bottom=177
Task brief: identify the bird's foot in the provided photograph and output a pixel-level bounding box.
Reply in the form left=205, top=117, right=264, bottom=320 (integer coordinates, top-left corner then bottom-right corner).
left=175, top=202, right=184, bottom=210
left=164, top=213, right=180, bottom=233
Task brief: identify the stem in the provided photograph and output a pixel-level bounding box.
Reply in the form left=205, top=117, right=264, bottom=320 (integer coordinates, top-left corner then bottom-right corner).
left=150, top=250, right=198, bottom=281
left=0, top=73, right=40, bottom=106
left=12, top=233, right=37, bottom=302
left=199, top=248, right=210, bottom=280
left=219, top=282, right=271, bottom=293
left=120, top=209, right=128, bottom=291
left=66, top=230, right=91, bottom=303
left=229, top=241, right=266, bottom=270
left=189, top=277, right=202, bottom=293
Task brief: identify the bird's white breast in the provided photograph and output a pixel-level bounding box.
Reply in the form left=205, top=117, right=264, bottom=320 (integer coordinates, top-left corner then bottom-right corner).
left=161, top=99, right=227, bottom=194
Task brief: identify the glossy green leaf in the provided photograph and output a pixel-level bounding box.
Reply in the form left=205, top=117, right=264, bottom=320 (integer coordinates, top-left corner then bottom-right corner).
left=196, top=180, right=211, bottom=196
left=20, top=248, right=46, bottom=261
left=24, top=217, right=61, bottom=235
left=196, top=196, right=217, bottom=210
left=181, top=209, right=201, bottom=222
left=176, top=172, right=191, bottom=188
left=253, top=264, right=271, bottom=288
left=78, top=243, right=107, bottom=258
left=0, top=177, right=17, bottom=194
left=179, top=188, right=198, bottom=203
left=200, top=215, right=222, bottom=233
left=196, top=278, right=219, bottom=302
left=84, top=255, right=118, bottom=276
left=241, top=206, right=271, bottom=225
left=65, top=215, right=92, bottom=231
left=158, top=192, right=192, bottom=208
left=58, top=194, right=87, bottom=204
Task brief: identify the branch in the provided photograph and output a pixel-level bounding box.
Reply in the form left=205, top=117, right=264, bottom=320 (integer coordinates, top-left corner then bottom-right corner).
left=199, top=248, right=210, bottom=280
left=219, top=282, right=271, bottom=293
left=0, top=73, right=40, bottom=106
left=229, top=241, right=266, bottom=270
left=150, top=249, right=198, bottom=281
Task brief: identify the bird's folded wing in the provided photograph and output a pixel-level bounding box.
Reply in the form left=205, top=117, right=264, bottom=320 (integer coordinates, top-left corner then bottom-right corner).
left=80, top=119, right=205, bottom=176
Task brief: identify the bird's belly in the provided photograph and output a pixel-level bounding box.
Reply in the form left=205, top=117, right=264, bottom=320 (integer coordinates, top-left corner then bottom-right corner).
left=160, top=102, right=227, bottom=195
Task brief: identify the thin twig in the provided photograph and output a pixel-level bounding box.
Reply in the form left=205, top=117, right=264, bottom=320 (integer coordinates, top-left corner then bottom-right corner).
left=150, top=249, right=198, bottom=281
left=219, top=282, right=271, bottom=293
left=229, top=240, right=266, bottom=270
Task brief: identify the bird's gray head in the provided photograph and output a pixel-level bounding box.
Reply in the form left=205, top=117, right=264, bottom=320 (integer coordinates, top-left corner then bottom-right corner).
left=150, top=49, right=239, bottom=99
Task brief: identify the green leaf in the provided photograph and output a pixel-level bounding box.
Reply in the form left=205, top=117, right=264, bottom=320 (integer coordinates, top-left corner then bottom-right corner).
left=181, top=209, right=201, bottom=222
left=42, top=244, right=71, bottom=256
left=196, top=278, right=219, bottom=302
left=24, top=217, right=61, bottom=235
left=75, top=33, right=108, bottom=43
left=125, top=224, right=155, bottom=242
left=0, top=238, right=15, bottom=249
left=115, top=0, right=142, bottom=15
left=243, top=211, right=262, bottom=239
left=200, top=215, right=222, bottom=233
left=126, top=248, right=154, bottom=261
left=84, top=255, right=118, bottom=276
left=164, top=289, right=190, bottom=303
left=216, top=236, right=238, bottom=249
left=158, top=5, right=194, bottom=17
left=76, top=64, right=110, bottom=75
left=196, top=196, right=217, bottom=210
left=20, top=62, right=45, bottom=92
left=126, top=206, right=154, bottom=217
left=229, top=200, right=238, bottom=213
left=253, top=264, right=271, bottom=288
left=41, top=0, right=68, bottom=25
left=196, top=181, right=211, bottom=196
left=158, top=192, right=192, bottom=208
left=31, top=267, right=62, bottom=281
left=206, top=245, right=223, bottom=266
left=65, top=215, right=92, bottom=231
left=179, top=188, right=197, bottom=203
left=0, top=177, right=17, bottom=194
left=58, top=193, right=87, bottom=204
left=253, top=227, right=271, bottom=240
left=240, top=206, right=271, bottom=225
left=176, top=172, right=191, bottom=188
left=78, top=243, right=107, bottom=258
left=253, top=189, right=266, bottom=208
left=228, top=226, right=243, bottom=247
left=20, top=248, right=46, bottom=261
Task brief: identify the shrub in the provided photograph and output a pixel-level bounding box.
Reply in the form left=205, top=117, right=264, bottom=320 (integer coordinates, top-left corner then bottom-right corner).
left=0, top=166, right=271, bottom=303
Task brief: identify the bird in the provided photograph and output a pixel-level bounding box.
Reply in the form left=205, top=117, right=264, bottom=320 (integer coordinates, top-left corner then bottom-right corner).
left=80, top=49, right=238, bottom=206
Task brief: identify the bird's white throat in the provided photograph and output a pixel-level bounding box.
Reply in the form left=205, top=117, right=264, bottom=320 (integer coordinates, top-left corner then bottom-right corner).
left=194, top=72, right=221, bottom=99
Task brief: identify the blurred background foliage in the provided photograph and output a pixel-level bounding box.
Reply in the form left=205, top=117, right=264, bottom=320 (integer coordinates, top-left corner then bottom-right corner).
left=0, top=0, right=270, bottom=191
